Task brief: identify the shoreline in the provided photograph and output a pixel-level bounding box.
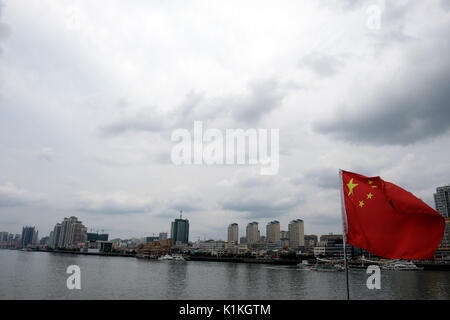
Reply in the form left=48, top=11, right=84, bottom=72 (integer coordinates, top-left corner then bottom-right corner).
left=3, top=248, right=450, bottom=270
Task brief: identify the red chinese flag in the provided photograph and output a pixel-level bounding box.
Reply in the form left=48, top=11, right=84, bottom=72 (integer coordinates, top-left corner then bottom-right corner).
left=340, top=170, right=445, bottom=260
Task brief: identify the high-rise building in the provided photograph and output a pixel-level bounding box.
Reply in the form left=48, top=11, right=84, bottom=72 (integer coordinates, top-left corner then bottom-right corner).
left=53, top=217, right=87, bottom=249
left=21, top=226, right=37, bottom=247
left=266, top=221, right=280, bottom=243
left=0, top=231, right=8, bottom=243
left=280, top=230, right=289, bottom=239
left=434, top=186, right=450, bottom=256
left=434, top=185, right=450, bottom=218
left=227, top=223, right=239, bottom=244
left=50, top=223, right=62, bottom=248
left=159, top=232, right=168, bottom=241
left=171, top=213, right=189, bottom=245
left=246, top=222, right=259, bottom=244
left=288, top=219, right=304, bottom=249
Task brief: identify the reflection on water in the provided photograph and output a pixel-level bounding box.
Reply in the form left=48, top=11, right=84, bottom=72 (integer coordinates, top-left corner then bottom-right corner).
left=0, top=250, right=449, bottom=300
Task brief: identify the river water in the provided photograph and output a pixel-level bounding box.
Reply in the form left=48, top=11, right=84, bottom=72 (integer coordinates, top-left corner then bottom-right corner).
left=1, top=250, right=449, bottom=300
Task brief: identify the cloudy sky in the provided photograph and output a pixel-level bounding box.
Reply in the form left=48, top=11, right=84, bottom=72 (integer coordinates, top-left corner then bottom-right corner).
left=0, top=0, right=449, bottom=241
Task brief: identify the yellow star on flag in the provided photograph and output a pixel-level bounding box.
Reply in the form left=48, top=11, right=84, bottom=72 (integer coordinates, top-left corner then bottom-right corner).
left=367, top=193, right=373, bottom=199
left=346, top=178, right=358, bottom=196
left=359, top=200, right=365, bottom=208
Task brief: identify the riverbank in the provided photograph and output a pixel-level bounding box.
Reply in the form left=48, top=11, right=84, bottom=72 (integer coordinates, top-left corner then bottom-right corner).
left=4, top=248, right=450, bottom=270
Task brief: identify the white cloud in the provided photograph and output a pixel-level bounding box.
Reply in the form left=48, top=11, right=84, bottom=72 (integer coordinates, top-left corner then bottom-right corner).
left=0, top=182, right=46, bottom=207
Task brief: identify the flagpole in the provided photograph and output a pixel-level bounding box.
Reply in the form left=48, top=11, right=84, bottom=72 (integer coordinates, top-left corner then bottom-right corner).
left=339, top=169, right=350, bottom=300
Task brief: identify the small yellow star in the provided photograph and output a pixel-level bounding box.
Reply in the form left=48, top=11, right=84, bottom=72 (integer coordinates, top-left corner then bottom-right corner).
left=368, top=180, right=373, bottom=185
left=359, top=200, right=365, bottom=208
left=367, top=193, right=373, bottom=199
left=371, top=185, right=378, bottom=189
left=346, top=178, right=359, bottom=196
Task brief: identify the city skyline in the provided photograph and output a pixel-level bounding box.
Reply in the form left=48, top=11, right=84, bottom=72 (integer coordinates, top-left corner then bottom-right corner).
left=0, top=0, right=450, bottom=241
left=2, top=180, right=449, bottom=246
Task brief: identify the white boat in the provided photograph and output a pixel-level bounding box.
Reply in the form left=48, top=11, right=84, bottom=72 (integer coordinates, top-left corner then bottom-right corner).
left=173, top=254, right=185, bottom=261
left=158, top=254, right=174, bottom=261
left=381, top=261, right=423, bottom=271
left=297, top=260, right=312, bottom=270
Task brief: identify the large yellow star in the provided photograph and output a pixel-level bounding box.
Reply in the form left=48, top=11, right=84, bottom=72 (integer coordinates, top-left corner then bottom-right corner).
left=346, top=178, right=359, bottom=196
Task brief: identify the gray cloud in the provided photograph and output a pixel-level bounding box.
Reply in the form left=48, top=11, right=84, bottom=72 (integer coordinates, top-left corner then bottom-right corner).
left=0, top=183, right=46, bottom=207
left=314, top=36, right=450, bottom=145
left=99, top=79, right=288, bottom=138
left=220, top=197, right=299, bottom=219
left=228, top=79, right=286, bottom=124
left=218, top=170, right=302, bottom=219
left=173, top=79, right=288, bottom=127
left=442, top=0, right=450, bottom=10
left=299, top=167, right=340, bottom=190
left=299, top=52, right=345, bottom=77
left=99, top=109, right=167, bottom=136
left=0, top=0, right=10, bottom=54
left=75, top=191, right=156, bottom=215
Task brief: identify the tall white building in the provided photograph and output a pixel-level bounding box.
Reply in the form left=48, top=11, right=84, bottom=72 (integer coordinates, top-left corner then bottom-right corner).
left=227, top=223, right=239, bottom=244
left=288, top=219, right=304, bottom=249
left=246, top=222, right=259, bottom=244
left=53, top=217, right=87, bottom=249
left=266, top=221, right=280, bottom=243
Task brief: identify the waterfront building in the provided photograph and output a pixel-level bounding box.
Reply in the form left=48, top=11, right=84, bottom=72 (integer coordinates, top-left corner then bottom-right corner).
left=159, top=232, right=168, bottom=241
left=50, top=223, right=62, bottom=248
left=87, top=232, right=109, bottom=242
left=434, top=186, right=450, bottom=258
left=434, top=185, right=450, bottom=218
left=266, top=221, right=280, bottom=243
left=198, top=240, right=226, bottom=255
left=136, top=239, right=172, bottom=256
left=0, top=231, right=8, bottom=243
left=53, top=217, right=87, bottom=249
left=21, top=226, right=37, bottom=247
left=171, top=213, right=189, bottom=245
left=40, top=236, right=50, bottom=246
left=246, top=222, right=259, bottom=244
left=314, top=246, right=326, bottom=256
left=238, top=243, right=249, bottom=254
left=304, top=235, right=318, bottom=248
left=227, top=223, right=239, bottom=244
left=288, top=219, right=304, bottom=249
left=280, top=230, right=289, bottom=248
left=146, top=236, right=159, bottom=243
left=319, top=233, right=342, bottom=244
